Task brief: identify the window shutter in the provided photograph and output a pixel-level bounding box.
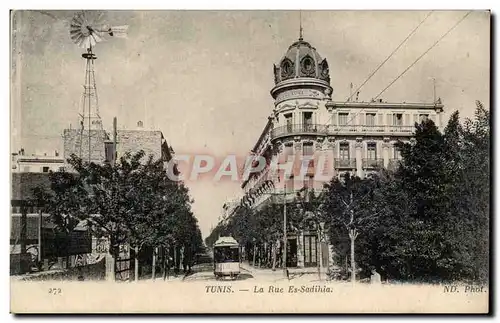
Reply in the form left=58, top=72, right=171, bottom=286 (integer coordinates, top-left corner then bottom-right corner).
left=377, top=113, right=383, bottom=126
left=413, top=113, right=418, bottom=125
left=331, top=112, right=336, bottom=126
left=386, top=114, right=392, bottom=126
left=359, top=113, right=365, bottom=126
left=404, top=114, right=411, bottom=125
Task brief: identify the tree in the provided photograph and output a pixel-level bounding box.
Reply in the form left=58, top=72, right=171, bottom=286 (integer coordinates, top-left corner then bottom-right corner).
left=460, top=102, right=490, bottom=282
left=323, top=172, right=380, bottom=283
left=40, top=151, right=200, bottom=282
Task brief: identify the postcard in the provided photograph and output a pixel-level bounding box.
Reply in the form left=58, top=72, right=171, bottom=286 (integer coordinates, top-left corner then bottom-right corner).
left=9, top=9, right=490, bottom=314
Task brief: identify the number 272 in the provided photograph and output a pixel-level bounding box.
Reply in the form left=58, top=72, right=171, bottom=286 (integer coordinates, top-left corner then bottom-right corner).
left=48, top=288, right=62, bottom=295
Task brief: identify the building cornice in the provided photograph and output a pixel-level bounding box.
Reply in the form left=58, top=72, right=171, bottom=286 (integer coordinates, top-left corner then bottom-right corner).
left=270, top=78, right=332, bottom=100
left=16, top=158, right=64, bottom=163
left=325, top=100, right=444, bottom=111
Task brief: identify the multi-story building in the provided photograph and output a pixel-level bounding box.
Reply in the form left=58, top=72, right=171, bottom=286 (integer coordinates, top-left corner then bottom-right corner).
left=11, top=149, right=65, bottom=173
left=10, top=121, right=180, bottom=275
left=62, top=121, right=179, bottom=174
left=239, top=35, right=445, bottom=270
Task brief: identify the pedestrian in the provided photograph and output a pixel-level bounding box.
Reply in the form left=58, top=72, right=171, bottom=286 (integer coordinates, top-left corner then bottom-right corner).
left=370, top=267, right=381, bottom=284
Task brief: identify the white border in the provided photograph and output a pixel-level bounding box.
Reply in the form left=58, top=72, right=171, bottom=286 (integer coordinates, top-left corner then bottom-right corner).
left=1, top=1, right=497, bottom=322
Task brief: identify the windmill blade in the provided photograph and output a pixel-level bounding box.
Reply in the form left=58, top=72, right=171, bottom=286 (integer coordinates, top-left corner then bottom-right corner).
left=90, top=32, right=103, bottom=44
left=94, top=11, right=106, bottom=25
left=71, top=32, right=84, bottom=44
left=78, top=36, right=90, bottom=49
left=88, top=36, right=97, bottom=48
left=71, top=11, right=85, bottom=25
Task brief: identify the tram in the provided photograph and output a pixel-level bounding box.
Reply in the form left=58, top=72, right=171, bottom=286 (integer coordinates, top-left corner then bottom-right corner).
left=213, top=236, right=240, bottom=280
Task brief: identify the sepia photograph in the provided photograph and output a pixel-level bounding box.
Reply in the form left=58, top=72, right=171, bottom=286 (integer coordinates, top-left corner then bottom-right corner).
left=8, top=8, right=491, bottom=314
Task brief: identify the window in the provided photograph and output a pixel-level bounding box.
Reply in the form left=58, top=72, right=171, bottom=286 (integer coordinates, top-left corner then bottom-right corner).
left=42, top=166, right=50, bottom=173
left=281, top=59, right=293, bottom=78
left=303, top=142, right=313, bottom=156
left=284, top=144, right=294, bottom=162
left=394, top=146, right=402, bottom=159
left=285, top=113, right=293, bottom=132
left=393, top=113, right=403, bottom=126
left=59, top=167, right=66, bottom=172
left=339, top=142, right=350, bottom=159
left=303, top=235, right=318, bottom=267
left=419, top=114, right=429, bottom=122
left=367, top=142, right=377, bottom=160
left=339, top=113, right=349, bottom=126
left=286, top=175, right=294, bottom=193
left=303, top=112, right=313, bottom=130
left=366, top=113, right=376, bottom=126
left=214, top=246, right=239, bottom=263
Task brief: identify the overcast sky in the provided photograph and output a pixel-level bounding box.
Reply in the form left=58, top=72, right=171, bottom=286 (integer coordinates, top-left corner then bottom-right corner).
left=11, top=10, right=490, bottom=237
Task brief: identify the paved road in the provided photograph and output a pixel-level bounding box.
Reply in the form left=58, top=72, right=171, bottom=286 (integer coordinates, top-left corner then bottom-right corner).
left=184, top=250, right=323, bottom=283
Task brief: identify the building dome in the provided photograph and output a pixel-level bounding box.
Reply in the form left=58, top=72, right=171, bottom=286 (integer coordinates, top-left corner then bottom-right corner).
left=273, top=37, right=330, bottom=85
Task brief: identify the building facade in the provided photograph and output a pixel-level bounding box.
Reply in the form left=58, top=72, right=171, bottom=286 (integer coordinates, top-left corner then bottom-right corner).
left=11, top=149, right=65, bottom=173
left=62, top=121, right=178, bottom=174
left=238, top=36, right=445, bottom=270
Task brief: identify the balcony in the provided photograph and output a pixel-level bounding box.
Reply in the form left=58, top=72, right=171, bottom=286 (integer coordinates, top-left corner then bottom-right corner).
left=271, top=123, right=328, bottom=139
left=362, top=158, right=384, bottom=169
left=334, top=158, right=356, bottom=169
left=270, top=123, right=414, bottom=140
left=386, top=125, right=413, bottom=134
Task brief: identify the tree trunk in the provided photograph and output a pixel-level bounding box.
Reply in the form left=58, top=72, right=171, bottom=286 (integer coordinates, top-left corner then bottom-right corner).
left=173, top=245, right=177, bottom=275
left=272, top=240, right=277, bottom=271
left=152, top=247, right=157, bottom=281
left=252, top=244, right=257, bottom=267
left=134, top=246, right=139, bottom=282
left=350, top=231, right=355, bottom=284
left=317, top=233, right=322, bottom=281
left=162, top=250, right=167, bottom=281
left=105, top=241, right=116, bottom=282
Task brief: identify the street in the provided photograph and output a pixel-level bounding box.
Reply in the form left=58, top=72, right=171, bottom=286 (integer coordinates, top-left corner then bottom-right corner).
left=183, top=251, right=329, bottom=284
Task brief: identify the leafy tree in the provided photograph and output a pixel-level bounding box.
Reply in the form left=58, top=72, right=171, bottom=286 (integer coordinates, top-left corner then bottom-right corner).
left=39, top=151, right=200, bottom=281
left=460, top=102, right=489, bottom=282
left=323, top=172, right=381, bottom=282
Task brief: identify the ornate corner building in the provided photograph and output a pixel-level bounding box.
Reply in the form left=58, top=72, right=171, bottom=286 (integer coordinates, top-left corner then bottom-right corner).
left=238, top=35, right=445, bottom=270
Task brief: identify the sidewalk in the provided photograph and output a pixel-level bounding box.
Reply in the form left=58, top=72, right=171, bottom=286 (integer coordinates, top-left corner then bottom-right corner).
left=240, top=261, right=327, bottom=283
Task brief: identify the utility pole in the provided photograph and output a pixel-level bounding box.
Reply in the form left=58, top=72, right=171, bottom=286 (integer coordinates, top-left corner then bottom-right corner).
left=112, top=117, right=117, bottom=166
left=283, top=181, right=287, bottom=278
left=106, top=117, right=118, bottom=282
left=348, top=190, right=358, bottom=285
left=317, top=222, right=322, bottom=281
left=432, top=77, right=436, bottom=104
left=38, top=207, right=42, bottom=264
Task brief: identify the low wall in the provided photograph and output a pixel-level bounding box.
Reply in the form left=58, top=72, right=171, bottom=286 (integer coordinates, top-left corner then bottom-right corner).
left=19, top=258, right=106, bottom=281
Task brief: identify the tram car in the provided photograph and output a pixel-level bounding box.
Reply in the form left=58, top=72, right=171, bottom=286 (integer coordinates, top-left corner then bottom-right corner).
left=213, top=236, right=240, bottom=280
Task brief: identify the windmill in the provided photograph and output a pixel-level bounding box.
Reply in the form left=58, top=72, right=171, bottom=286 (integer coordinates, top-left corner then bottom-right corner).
left=69, top=10, right=128, bottom=162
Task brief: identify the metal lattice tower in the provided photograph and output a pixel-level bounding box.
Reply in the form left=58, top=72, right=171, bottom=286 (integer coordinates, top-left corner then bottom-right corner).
left=77, top=45, right=105, bottom=162
left=69, top=10, right=128, bottom=162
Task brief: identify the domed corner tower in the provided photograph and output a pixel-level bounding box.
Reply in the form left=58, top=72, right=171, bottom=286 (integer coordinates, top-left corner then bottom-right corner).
left=270, top=36, right=334, bottom=143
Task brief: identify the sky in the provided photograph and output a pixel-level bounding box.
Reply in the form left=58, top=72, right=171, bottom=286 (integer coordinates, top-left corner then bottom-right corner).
left=10, top=10, right=490, bottom=238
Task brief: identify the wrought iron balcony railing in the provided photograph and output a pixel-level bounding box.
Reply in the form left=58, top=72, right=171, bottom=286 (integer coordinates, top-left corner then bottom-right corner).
left=270, top=123, right=415, bottom=140
left=387, top=125, right=413, bottom=133
left=362, top=158, right=384, bottom=169
left=334, top=158, right=356, bottom=169
left=271, top=123, right=327, bottom=139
